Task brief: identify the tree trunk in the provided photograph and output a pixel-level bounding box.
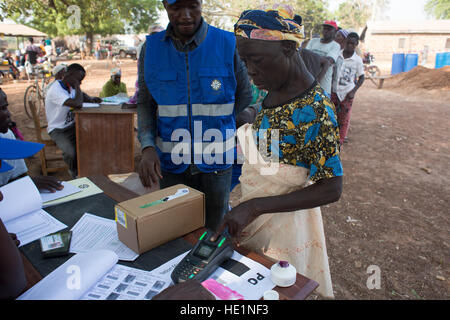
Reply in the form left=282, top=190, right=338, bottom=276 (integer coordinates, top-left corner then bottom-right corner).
left=86, top=32, right=94, bottom=57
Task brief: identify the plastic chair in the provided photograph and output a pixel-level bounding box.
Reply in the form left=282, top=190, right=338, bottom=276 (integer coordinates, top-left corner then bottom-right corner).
left=29, top=100, right=68, bottom=175
left=24, top=61, right=33, bottom=81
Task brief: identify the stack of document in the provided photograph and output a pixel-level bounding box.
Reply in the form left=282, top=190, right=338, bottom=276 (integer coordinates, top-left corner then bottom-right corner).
left=18, top=250, right=168, bottom=300
left=70, top=213, right=138, bottom=261
left=0, top=176, right=67, bottom=246
left=82, top=102, right=100, bottom=108
left=100, top=93, right=130, bottom=105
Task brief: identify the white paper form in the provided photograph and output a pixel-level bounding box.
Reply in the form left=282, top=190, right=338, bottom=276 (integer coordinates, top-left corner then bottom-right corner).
left=100, top=93, right=130, bottom=105
left=208, top=251, right=275, bottom=300
left=41, top=181, right=82, bottom=204
left=0, top=176, right=67, bottom=246
left=82, top=102, right=100, bottom=108
left=70, top=213, right=139, bottom=261
left=5, top=209, right=68, bottom=247
left=148, top=252, right=189, bottom=283
left=42, top=177, right=103, bottom=207
left=0, top=176, right=42, bottom=222
left=82, top=264, right=169, bottom=300
left=18, top=250, right=118, bottom=300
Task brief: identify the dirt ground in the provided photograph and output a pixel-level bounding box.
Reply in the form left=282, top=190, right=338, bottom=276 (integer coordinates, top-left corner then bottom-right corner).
left=1, top=59, right=449, bottom=300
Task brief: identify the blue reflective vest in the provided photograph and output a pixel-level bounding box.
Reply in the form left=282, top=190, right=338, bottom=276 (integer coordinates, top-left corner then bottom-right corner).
left=144, top=26, right=237, bottom=174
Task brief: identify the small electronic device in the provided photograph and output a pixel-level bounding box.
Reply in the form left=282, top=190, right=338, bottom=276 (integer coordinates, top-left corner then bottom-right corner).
left=39, top=231, right=72, bottom=258
left=171, top=229, right=233, bottom=284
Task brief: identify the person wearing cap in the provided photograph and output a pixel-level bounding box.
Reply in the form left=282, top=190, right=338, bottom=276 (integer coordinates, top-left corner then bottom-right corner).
left=137, top=0, right=253, bottom=231
left=99, top=68, right=128, bottom=98
left=211, top=5, right=343, bottom=298
left=305, top=20, right=341, bottom=95
left=335, top=28, right=349, bottom=50
left=45, top=63, right=102, bottom=178
left=43, top=63, right=67, bottom=97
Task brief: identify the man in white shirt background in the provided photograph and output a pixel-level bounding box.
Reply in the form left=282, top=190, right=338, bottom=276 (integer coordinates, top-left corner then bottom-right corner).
left=45, top=63, right=102, bottom=178
left=331, top=32, right=365, bottom=145
left=0, top=87, right=63, bottom=191
left=305, top=20, right=341, bottom=95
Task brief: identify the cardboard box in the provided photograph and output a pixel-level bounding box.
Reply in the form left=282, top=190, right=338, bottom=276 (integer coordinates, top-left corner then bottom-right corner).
left=115, top=184, right=205, bottom=254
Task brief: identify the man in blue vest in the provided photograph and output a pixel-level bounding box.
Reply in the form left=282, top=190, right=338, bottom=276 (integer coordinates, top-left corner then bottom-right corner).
left=137, top=0, right=253, bottom=231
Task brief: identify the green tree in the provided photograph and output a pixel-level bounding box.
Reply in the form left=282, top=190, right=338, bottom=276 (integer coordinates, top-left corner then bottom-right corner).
left=425, top=0, right=450, bottom=19
left=202, top=0, right=329, bottom=37
left=334, top=0, right=372, bottom=31
left=0, top=0, right=162, bottom=52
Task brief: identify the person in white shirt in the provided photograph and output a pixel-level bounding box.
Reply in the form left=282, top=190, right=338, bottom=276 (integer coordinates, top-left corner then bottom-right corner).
left=330, top=32, right=365, bottom=145
left=0, top=87, right=63, bottom=191
left=305, top=20, right=341, bottom=95
left=45, top=63, right=102, bottom=177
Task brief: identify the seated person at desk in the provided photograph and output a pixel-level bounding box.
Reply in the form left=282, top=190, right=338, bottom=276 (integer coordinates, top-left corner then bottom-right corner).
left=45, top=63, right=102, bottom=178
left=43, top=63, right=67, bottom=96
left=0, top=137, right=49, bottom=299
left=0, top=87, right=62, bottom=192
left=99, top=68, right=128, bottom=98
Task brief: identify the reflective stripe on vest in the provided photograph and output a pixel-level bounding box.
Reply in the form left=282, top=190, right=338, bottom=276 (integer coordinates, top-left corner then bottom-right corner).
left=191, top=103, right=234, bottom=117
left=158, top=104, right=188, bottom=117
left=156, top=136, right=235, bottom=154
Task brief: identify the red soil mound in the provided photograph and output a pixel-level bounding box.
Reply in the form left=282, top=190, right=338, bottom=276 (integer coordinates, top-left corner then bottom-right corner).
left=386, top=65, right=450, bottom=90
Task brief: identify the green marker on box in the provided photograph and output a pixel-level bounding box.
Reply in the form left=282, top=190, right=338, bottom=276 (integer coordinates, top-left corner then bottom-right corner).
left=140, top=188, right=189, bottom=209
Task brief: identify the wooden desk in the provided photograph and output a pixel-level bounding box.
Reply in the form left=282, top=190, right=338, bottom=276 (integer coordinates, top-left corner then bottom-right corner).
left=74, top=105, right=136, bottom=177
left=22, top=175, right=318, bottom=300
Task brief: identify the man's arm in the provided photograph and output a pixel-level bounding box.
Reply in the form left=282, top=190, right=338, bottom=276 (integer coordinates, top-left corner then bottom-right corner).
left=346, top=75, right=365, bottom=100
left=233, top=50, right=254, bottom=127
left=137, top=43, right=162, bottom=187
left=62, top=83, right=84, bottom=109
left=233, top=50, right=253, bottom=116
left=137, top=43, right=158, bottom=151
left=82, top=91, right=102, bottom=103
left=317, top=55, right=332, bottom=83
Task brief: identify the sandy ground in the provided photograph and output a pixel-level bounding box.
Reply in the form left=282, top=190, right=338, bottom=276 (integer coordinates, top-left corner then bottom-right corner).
left=1, top=59, right=449, bottom=300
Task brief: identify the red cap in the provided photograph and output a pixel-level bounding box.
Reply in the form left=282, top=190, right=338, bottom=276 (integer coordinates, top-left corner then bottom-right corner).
left=323, top=20, right=338, bottom=30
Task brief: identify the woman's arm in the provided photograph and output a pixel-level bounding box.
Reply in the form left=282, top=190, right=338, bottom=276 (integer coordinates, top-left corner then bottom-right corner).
left=213, top=176, right=343, bottom=240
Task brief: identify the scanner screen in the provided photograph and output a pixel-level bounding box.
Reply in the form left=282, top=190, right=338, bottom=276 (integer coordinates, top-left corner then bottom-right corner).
left=195, top=244, right=215, bottom=259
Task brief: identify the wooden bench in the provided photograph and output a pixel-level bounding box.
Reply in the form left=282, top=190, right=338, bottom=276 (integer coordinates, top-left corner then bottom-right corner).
left=370, top=75, right=394, bottom=89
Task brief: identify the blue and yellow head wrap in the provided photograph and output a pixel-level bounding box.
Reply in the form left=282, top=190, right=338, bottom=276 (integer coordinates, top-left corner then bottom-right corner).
left=234, top=4, right=305, bottom=49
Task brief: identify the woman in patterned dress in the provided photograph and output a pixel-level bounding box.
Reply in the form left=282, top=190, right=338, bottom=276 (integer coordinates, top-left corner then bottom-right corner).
left=213, top=5, right=343, bottom=298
